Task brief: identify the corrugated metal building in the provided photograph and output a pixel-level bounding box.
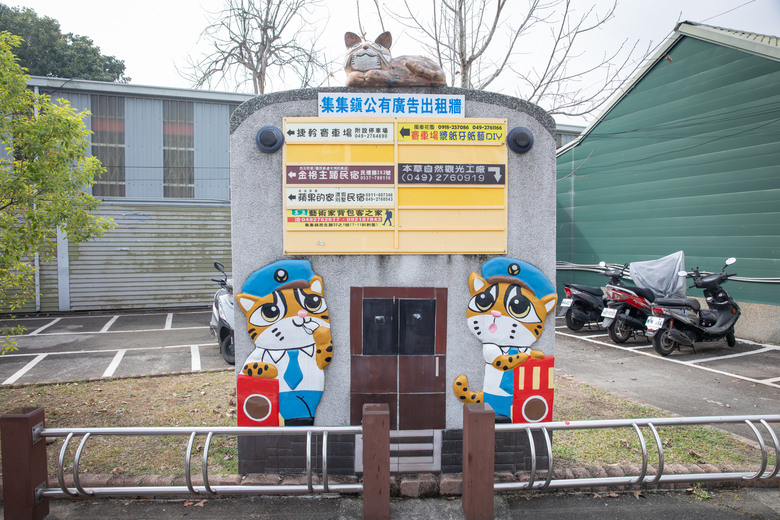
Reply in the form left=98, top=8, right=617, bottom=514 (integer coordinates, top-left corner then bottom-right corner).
left=556, top=22, right=780, bottom=341
left=21, top=78, right=253, bottom=312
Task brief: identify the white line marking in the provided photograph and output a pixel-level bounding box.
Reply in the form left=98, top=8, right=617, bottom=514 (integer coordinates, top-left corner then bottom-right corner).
left=584, top=334, right=609, bottom=339
left=0, top=343, right=215, bottom=358
left=693, top=346, right=774, bottom=364
left=100, top=315, right=120, bottom=333
left=764, top=376, right=780, bottom=384
left=165, top=313, right=174, bottom=330
left=3, top=354, right=47, bottom=385
left=5, top=326, right=209, bottom=338
left=555, top=330, right=780, bottom=390
left=102, top=349, right=126, bottom=378
left=29, top=318, right=61, bottom=335
left=6, top=310, right=211, bottom=322
left=191, top=345, right=201, bottom=372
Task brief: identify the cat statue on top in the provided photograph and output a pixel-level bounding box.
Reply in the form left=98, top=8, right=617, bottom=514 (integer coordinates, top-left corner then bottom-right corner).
left=344, top=31, right=446, bottom=87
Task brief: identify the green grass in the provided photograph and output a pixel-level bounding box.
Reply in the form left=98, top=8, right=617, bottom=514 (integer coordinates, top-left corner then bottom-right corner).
left=551, top=375, right=776, bottom=469
left=0, top=371, right=774, bottom=478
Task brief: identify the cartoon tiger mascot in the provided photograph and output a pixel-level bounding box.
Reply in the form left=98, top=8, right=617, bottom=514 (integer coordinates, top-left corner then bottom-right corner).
left=236, top=260, right=332, bottom=426
left=453, top=258, right=557, bottom=423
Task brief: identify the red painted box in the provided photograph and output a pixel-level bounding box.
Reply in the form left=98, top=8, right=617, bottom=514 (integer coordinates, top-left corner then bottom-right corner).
left=237, top=375, right=279, bottom=427
left=512, top=356, right=555, bottom=423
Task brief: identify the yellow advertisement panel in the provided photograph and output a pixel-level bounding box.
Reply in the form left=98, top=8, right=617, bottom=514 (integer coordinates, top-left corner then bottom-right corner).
left=397, top=122, right=506, bottom=144
left=282, top=117, right=508, bottom=254
left=286, top=209, right=393, bottom=229
left=286, top=144, right=395, bottom=163
left=398, top=187, right=505, bottom=207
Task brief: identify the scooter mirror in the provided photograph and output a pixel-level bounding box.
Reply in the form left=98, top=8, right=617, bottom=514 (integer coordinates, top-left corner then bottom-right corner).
left=678, top=270, right=688, bottom=277
left=214, top=261, right=225, bottom=272
left=725, top=257, right=736, bottom=266
left=598, top=261, right=606, bottom=267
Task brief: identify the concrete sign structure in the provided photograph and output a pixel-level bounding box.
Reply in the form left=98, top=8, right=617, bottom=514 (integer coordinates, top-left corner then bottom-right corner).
left=230, top=87, right=556, bottom=475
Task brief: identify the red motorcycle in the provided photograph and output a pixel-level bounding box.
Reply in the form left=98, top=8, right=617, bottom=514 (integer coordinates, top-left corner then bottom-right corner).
left=601, top=283, right=656, bottom=343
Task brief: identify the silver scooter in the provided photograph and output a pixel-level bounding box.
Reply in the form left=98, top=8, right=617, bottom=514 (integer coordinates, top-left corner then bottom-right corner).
left=209, top=261, right=235, bottom=365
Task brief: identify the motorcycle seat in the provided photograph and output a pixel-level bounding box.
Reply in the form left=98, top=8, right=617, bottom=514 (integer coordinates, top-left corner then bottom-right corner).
left=655, top=297, right=701, bottom=312
left=567, top=284, right=604, bottom=297
left=630, top=286, right=655, bottom=303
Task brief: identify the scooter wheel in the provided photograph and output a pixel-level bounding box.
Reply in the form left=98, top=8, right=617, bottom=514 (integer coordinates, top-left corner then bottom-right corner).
left=653, top=328, right=678, bottom=356
left=726, top=329, right=736, bottom=348
left=608, top=316, right=632, bottom=343
left=220, top=332, right=236, bottom=365
left=565, top=308, right=584, bottom=331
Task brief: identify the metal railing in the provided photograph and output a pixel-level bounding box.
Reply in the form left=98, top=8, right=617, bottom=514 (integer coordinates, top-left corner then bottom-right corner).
left=0, top=405, right=391, bottom=520
left=494, top=415, right=780, bottom=491
left=462, top=406, right=780, bottom=519
left=39, top=425, right=363, bottom=498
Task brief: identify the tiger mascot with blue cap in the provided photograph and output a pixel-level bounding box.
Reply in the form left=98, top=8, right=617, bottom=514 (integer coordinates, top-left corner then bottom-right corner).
left=236, top=260, right=332, bottom=426
left=453, top=258, right=557, bottom=423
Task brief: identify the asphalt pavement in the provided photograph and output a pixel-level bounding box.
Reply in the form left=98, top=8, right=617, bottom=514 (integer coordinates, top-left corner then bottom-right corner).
left=5, top=487, right=778, bottom=520
left=0, top=310, right=230, bottom=385
left=553, top=317, right=780, bottom=440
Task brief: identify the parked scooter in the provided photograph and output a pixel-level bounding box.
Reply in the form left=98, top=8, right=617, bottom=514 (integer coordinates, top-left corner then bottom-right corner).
left=210, top=261, right=235, bottom=365
left=602, top=251, right=688, bottom=344
left=645, top=258, right=740, bottom=356
left=560, top=262, right=627, bottom=331
left=601, top=282, right=656, bottom=343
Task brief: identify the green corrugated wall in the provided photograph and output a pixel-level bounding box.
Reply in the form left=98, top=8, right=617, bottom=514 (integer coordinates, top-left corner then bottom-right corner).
left=556, top=36, right=780, bottom=305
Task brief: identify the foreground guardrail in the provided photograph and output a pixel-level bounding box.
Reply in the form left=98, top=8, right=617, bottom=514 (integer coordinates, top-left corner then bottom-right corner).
left=0, top=404, right=391, bottom=520
left=462, top=404, right=780, bottom=519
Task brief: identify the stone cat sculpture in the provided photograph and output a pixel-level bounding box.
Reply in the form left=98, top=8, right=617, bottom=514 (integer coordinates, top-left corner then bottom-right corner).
left=344, top=31, right=446, bottom=87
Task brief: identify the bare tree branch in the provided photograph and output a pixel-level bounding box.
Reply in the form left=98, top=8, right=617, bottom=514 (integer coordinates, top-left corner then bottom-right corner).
left=180, top=0, right=328, bottom=94
left=382, top=0, right=649, bottom=119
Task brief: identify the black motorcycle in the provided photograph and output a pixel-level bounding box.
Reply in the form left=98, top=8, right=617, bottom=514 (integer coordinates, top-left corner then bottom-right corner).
left=646, top=258, right=740, bottom=356
left=560, top=263, right=627, bottom=331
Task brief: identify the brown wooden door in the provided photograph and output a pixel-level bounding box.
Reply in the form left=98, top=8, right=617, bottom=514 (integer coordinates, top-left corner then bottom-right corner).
left=350, top=287, right=447, bottom=430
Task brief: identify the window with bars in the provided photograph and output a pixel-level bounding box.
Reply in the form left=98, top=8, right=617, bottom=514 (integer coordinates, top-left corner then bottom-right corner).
left=163, top=100, right=195, bottom=198
left=91, top=95, right=125, bottom=197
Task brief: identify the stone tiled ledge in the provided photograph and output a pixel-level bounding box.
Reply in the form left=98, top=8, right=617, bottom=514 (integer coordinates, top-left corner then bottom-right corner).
left=4, top=465, right=774, bottom=500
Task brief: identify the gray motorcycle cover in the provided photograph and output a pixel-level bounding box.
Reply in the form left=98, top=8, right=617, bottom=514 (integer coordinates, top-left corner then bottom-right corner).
left=629, top=251, right=686, bottom=298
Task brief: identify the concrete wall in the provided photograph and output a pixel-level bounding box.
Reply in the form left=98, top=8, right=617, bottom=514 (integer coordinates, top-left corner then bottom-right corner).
left=230, top=87, right=557, bottom=430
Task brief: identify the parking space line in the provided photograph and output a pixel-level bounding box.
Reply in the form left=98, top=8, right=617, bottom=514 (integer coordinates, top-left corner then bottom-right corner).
left=29, top=318, right=61, bottom=336
left=191, top=345, right=201, bottom=372
left=101, top=315, right=120, bottom=333
left=765, top=376, right=780, bottom=384
left=555, top=330, right=780, bottom=390
left=0, top=343, right=215, bottom=358
left=692, top=346, right=776, bottom=365
left=3, top=354, right=47, bottom=385
left=102, top=349, right=127, bottom=378
left=5, top=325, right=208, bottom=338
left=5, top=310, right=210, bottom=322
left=165, top=313, right=174, bottom=330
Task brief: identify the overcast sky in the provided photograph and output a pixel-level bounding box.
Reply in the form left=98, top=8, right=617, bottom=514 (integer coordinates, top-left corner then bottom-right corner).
left=9, top=0, right=780, bottom=123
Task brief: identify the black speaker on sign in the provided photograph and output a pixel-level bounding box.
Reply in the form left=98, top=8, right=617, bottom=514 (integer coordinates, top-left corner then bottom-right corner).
left=507, top=127, right=534, bottom=154
left=256, top=126, right=284, bottom=153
